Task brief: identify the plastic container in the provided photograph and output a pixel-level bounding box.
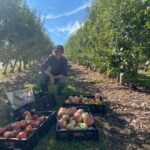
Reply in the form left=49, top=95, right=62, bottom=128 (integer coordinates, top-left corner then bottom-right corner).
left=0, top=111, right=56, bottom=150
left=64, top=95, right=106, bottom=114
left=56, top=106, right=99, bottom=141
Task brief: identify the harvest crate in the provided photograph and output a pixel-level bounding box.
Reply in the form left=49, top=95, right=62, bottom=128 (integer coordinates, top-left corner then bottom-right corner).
left=56, top=106, right=99, bottom=141
left=0, top=111, right=56, bottom=150
left=64, top=95, right=106, bottom=114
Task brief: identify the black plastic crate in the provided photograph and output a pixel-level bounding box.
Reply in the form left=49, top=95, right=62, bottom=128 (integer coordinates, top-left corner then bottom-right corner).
left=56, top=106, right=99, bottom=141
left=0, top=111, right=56, bottom=150
left=64, top=95, right=106, bottom=114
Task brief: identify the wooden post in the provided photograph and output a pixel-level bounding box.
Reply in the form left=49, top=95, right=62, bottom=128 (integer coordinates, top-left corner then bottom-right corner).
left=120, top=73, right=124, bottom=85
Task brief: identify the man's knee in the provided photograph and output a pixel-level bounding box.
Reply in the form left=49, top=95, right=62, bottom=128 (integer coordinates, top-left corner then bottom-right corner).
left=39, top=72, right=50, bottom=84
left=57, top=78, right=68, bottom=87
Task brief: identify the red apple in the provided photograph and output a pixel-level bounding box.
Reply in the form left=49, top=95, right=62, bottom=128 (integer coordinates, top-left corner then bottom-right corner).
left=68, top=107, right=77, bottom=116
left=11, top=123, right=19, bottom=130
left=58, top=119, right=67, bottom=129
left=0, top=127, right=6, bottom=136
left=35, top=120, right=41, bottom=128
left=83, top=116, right=94, bottom=127
left=32, top=115, right=39, bottom=120
left=58, top=108, right=70, bottom=117
left=73, top=112, right=82, bottom=122
left=25, top=125, right=33, bottom=136
left=17, top=132, right=27, bottom=139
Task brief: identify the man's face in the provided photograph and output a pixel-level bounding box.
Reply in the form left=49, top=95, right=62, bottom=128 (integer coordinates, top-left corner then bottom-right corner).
left=54, top=49, right=63, bottom=59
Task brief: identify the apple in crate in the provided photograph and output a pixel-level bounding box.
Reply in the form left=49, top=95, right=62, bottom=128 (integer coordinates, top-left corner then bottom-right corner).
left=80, top=123, right=88, bottom=129
left=62, top=115, right=70, bottom=121
left=17, top=132, right=27, bottom=139
left=58, top=119, right=67, bottom=129
left=83, top=116, right=94, bottom=127
left=0, top=127, right=6, bottom=136
left=4, top=131, right=14, bottom=138
left=73, top=112, right=82, bottom=122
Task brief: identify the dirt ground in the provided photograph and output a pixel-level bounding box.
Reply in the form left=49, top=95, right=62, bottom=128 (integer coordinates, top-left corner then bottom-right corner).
left=0, top=62, right=150, bottom=150
left=69, top=62, right=150, bottom=150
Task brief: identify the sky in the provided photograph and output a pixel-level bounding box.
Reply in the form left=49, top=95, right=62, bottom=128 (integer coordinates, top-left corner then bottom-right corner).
left=27, top=0, right=93, bottom=45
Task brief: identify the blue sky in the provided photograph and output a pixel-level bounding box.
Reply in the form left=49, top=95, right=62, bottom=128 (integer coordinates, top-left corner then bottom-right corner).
left=27, top=0, right=93, bottom=45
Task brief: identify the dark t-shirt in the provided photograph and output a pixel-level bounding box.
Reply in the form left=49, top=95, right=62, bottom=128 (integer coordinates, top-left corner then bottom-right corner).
left=41, top=55, right=68, bottom=76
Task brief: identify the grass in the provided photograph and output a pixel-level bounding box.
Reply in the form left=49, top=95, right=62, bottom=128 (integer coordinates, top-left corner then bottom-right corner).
left=138, top=69, right=150, bottom=89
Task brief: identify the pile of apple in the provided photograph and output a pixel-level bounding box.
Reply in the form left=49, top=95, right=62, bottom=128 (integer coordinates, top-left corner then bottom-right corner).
left=65, top=95, right=104, bottom=105
left=0, top=111, right=48, bottom=140
left=58, top=107, right=95, bottom=131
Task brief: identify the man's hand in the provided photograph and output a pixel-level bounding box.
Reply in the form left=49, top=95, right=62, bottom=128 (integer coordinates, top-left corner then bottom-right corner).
left=49, top=76, right=54, bottom=84
left=44, top=70, right=52, bottom=78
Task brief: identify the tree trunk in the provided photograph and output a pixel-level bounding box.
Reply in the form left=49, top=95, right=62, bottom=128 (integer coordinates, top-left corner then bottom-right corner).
left=23, top=61, right=27, bottom=69
left=18, top=60, right=22, bottom=71
left=10, top=59, right=18, bottom=73
left=3, top=64, right=8, bottom=74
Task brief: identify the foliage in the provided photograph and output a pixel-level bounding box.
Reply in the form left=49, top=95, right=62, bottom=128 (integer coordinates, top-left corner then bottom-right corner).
left=0, top=0, right=53, bottom=73
left=65, top=0, right=150, bottom=83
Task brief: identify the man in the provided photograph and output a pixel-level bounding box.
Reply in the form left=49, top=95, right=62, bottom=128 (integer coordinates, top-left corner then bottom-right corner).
left=40, top=45, right=68, bottom=93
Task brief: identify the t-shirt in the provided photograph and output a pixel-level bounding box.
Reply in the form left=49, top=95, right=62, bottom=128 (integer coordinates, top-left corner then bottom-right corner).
left=41, top=55, right=68, bottom=76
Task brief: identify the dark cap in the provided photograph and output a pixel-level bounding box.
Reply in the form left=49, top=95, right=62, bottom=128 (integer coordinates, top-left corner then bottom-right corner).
left=54, top=45, right=64, bottom=53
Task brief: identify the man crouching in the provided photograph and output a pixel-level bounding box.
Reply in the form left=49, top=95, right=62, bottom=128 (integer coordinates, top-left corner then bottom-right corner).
left=40, top=45, right=68, bottom=94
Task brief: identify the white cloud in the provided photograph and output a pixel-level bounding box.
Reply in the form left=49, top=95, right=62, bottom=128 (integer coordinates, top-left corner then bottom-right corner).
left=44, top=0, right=93, bottom=20
left=48, top=21, right=84, bottom=36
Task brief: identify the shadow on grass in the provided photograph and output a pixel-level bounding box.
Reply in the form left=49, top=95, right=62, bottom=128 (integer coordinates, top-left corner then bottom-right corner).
left=138, top=73, right=150, bottom=89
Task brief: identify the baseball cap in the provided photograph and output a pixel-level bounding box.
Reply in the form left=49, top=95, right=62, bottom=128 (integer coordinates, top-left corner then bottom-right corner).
left=54, top=45, right=64, bottom=53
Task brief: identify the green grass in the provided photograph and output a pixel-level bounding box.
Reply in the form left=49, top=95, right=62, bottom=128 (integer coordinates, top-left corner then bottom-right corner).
left=138, top=71, right=150, bottom=89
